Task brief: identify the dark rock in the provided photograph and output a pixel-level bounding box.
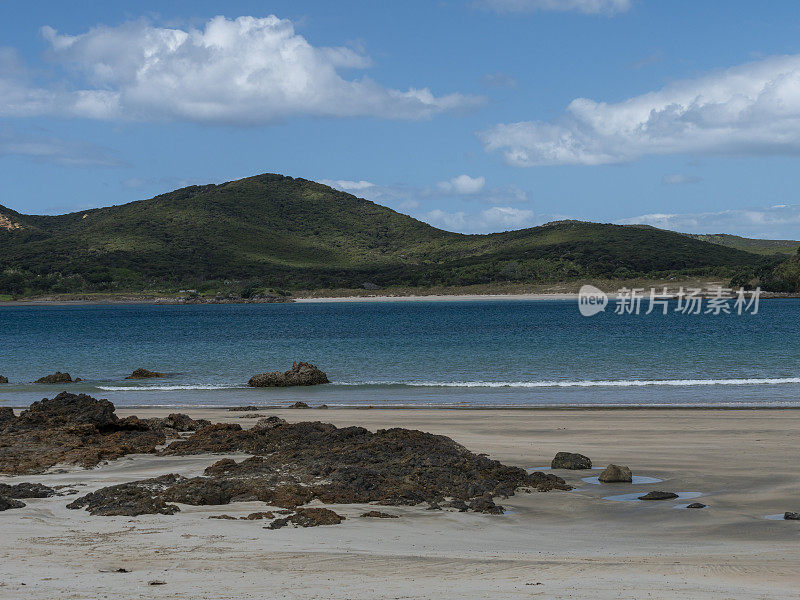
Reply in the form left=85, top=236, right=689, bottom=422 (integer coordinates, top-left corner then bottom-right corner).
left=0, top=407, right=14, bottom=426
left=443, top=499, right=469, bottom=512
left=0, top=482, right=56, bottom=498
left=426, top=502, right=441, bottom=510
left=360, top=510, right=398, bottom=518
left=0, top=495, right=25, bottom=511
left=598, top=464, right=632, bottom=483
left=638, top=491, right=679, bottom=501
left=66, top=474, right=182, bottom=516
left=148, top=580, right=166, bottom=586
left=74, top=419, right=571, bottom=517
left=551, top=452, right=592, bottom=470
left=290, top=402, right=310, bottom=409
left=251, top=416, right=287, bottom=430
left=318, top=404, right=328, bottom=409
left=14, top=392, right=117, bottom=430
left=248, top=362, right=330, bottom=387
left=159, top=413, right=210, bottom=432
left=469, top=493, right=505, bottom=514
left=242, top=511, right=275, bottom=520
left=686, top=502, right=706, bottom=509
left=125, top=368, right=165, bottom=379
left=34, top=372, right=74, bottom=384
left=238, top=413, right=265, bottom=419
left=228, top=406, right=262, bottom=412
left=784, top=512, right=800, bottom=520
left=208, top=514, right=237, bottom=520
left=267, top=508, right=345, bottom=529
left=0, top=375, right=8, bottom=384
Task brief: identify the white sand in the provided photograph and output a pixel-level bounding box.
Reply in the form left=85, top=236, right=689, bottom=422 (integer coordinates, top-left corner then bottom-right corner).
left=2, top=408, right=799, bottom=599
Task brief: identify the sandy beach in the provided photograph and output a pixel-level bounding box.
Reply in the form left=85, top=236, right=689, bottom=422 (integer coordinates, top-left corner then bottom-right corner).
left=2, top=407, right=799, bottom=599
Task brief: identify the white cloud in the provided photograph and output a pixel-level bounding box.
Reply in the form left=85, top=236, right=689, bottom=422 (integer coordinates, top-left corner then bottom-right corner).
left=619, top=204, right=800, bottom=239
left=480, top=54, right=800, bottom=166
left=425, top=206, right=536, bottom=233
left=0, top=126, right=124, bottom=167
left=661, top=174, right=702, bottom=186
left=436, top=174, right=486, bottom=194
left=476, top=0, right=632, bottom=15
left=0, top=16, right=480, bottom=124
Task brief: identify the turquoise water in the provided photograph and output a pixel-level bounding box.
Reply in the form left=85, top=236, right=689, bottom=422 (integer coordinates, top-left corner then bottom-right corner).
left=0, top=299, right=799, bottom=408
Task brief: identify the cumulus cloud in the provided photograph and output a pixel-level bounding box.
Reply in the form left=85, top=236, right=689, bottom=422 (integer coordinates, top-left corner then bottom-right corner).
left=436, top=174, right=486, bottom=194
left=425, top=206, right=536, bottom=233
left=619, top=204, right=800, bottom=239
left=480, top=54, right=800, bottom=166
left=0, top=126, right=124, bottom=167
left=0, top=16, right=480, bottom=124
left=321, top=177, right=535, bottom=232
left=661, top=174, right=702, bottom=186
left=476, top=0, right=632, bottom=15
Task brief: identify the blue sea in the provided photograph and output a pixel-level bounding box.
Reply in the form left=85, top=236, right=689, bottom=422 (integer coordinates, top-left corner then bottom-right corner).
left=1, top=299, right=799, bottom=409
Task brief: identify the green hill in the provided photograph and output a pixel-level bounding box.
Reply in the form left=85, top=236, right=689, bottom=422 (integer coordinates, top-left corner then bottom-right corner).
left=685, top=233, right=800, bottom=256
left=0, top=173, right=781, bottom=296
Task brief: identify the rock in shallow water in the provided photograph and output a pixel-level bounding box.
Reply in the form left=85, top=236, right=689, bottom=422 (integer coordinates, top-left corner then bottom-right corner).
left=686, top=502, right=706, bottom=509
left=0, top=375, right=8, bottom=384
left=551, top=452, right=592, bottom=470
left=785, top=512, right=800, bottom=520
left=125, top=368, right=165, bottom=379
left=248, top=362, right=330, bottom=387
left=638, top=491, right=679, bottom=501
left=34, top=372, right=76, bottom=384
left=598, top=464, right=632, bottom=483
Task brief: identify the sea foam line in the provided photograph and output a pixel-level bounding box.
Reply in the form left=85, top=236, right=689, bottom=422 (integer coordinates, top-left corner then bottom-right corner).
left=344, top=377, right=800, bottom=388
left=97, top=384, right=246, bottom=391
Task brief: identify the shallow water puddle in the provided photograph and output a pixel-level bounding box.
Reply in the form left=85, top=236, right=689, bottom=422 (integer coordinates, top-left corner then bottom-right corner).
left=603, top=491, right=702, bottom=502
left=581, top=475, right=662, bottom=485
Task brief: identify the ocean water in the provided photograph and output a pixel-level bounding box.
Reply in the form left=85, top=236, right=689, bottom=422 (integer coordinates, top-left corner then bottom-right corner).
left=0, top=299, right=798, bottom=408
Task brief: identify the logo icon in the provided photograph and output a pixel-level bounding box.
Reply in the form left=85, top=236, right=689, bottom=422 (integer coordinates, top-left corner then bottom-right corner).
left=578, top=285, right=608, bottom=317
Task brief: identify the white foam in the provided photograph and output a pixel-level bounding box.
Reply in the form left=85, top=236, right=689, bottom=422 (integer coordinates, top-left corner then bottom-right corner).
left=97, top=385, right=245, bottom=391
left=379, top=377, right=800, bottom=388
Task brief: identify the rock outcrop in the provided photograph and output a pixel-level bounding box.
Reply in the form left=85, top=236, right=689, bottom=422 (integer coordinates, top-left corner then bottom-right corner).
left=248, top=362, right=330, bottom=387
left=551, top=452, right=592, bottom=470
left=34, top=372, right=76, bottom=384
left=67, top=419, right=571, bottom=516
left=66, top=474, right=183, bottom=516
left=0, top=495, right=25, bottom=511
left=598, top=464, right=632, bottom=483
left=0, top=482, right=55, bottom=498
left=0, top=392, right=166, bottom=474
left=125, top=368, right=166, bottom=379
left=267, top=508, right=345, bottom=529
left=0, top=407, right=14, bottom=426
left=0, top=375, right=8, bottom=384
left=638, top=491, right=679, bottom=501
left=784, top=512, right=800, bottom=520
left=686, top=502, right=706, bottom=509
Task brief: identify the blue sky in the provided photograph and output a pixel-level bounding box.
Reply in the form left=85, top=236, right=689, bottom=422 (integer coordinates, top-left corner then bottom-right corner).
left=2, top=0, right=800, bottom=237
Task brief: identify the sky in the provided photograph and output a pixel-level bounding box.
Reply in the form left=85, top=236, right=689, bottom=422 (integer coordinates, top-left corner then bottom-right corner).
left=1, top=0, right=800, bottom=238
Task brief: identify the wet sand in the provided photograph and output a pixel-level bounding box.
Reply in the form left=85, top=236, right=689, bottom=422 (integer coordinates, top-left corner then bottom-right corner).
left=2, top=408, right=799, bottom=599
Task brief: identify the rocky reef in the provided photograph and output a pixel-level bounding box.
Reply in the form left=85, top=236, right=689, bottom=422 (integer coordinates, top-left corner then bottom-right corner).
left=248, top=362, right=330, bottom=387
left=0, top=393, right=207, bottom=474
left=67, top=419, right=570, bottom=516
